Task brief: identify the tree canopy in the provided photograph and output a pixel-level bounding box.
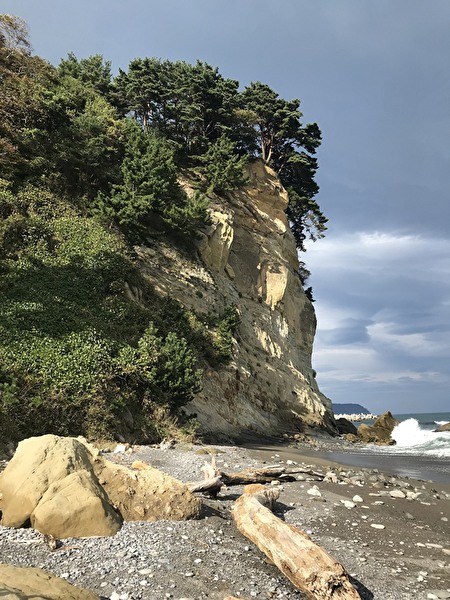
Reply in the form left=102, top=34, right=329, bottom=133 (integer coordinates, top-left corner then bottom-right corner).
left=1, top=13, right=326, bottom=250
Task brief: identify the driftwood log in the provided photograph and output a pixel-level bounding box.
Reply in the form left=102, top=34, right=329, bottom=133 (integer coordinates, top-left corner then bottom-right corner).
left=221, top=466, right=297, bottom=484
left=231, top=489, right=361, bottom=600
left=187, top=464, right=323, bottom=496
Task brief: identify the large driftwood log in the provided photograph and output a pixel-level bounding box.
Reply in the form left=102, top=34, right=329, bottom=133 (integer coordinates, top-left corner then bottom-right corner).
left=231, top=490, right=361, bottom=600
left=187, top=465, right=323, bottom=495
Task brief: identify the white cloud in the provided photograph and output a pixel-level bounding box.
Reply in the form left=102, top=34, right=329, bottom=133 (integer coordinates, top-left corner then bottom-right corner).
left=306, top=230, right=450, bottom=410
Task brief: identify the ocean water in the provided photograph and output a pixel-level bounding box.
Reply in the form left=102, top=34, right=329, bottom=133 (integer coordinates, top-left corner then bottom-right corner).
left=326, top=412, right=450, bottom=484
left=390, top=412, right=450, bottom=459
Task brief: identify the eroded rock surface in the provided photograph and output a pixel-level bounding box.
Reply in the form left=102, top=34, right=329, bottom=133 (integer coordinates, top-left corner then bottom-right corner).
left=357, top=411, right=399, bottom=445
left=336, top=418, right=358, bottom=436
left=0, top=564, right=100, bottom=599
left=435, top=422, right=450, bottom=432
left=93, top=458, right=202, bottom=522
left=137, top=160, right=335, bottom=437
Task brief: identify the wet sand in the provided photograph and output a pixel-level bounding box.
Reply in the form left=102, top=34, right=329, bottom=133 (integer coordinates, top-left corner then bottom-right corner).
left=249, top=444, right=450, bottom=485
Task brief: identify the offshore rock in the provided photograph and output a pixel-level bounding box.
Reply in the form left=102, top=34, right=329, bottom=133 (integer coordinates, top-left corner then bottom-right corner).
left=435, top=422, right=450, bottom=432
left=336, top=418, right=358, bottom=435
left=137, top=160, right=335, bottom=436
left=357, top=411, right=399, bottom=445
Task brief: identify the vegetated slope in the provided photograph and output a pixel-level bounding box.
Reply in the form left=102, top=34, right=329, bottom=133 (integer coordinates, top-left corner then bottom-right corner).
left=0, top=14, right=330, bottom=444
left=0, top=187, right=206, bottom=442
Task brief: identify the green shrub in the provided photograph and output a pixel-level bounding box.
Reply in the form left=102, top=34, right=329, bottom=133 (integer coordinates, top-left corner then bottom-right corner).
left=215, top=304, right=241, bottom=362
left=194, top=135, right=248, bottom=195
left=0, top=186, right=207, bottom=443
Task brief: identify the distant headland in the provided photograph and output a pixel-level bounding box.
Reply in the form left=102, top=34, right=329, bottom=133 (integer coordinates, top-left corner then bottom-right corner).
left=332, top=403, right=371, bottom=415
left=332, top=403, right=377, bottom=421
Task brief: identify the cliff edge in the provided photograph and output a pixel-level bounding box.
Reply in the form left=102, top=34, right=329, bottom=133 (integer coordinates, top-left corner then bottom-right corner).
left=137, top=160, right=335, bottom=437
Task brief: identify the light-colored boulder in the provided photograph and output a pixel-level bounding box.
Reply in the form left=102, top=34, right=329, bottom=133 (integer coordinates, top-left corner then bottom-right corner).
left=0, top=435, right=98, bottom=528
left=31, top=469, right=122, bottom=538
left=93, top=459, right=201, bottom=521
left=0, top=564, right=99, bottom=599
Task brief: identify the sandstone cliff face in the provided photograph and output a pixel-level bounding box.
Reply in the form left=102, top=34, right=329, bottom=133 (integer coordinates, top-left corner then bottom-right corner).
left=137, top=160, right=335, bottom=437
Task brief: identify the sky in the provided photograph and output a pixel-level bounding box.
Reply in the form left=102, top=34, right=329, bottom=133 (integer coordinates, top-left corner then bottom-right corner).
left=3, top=0, right=450, bottom=415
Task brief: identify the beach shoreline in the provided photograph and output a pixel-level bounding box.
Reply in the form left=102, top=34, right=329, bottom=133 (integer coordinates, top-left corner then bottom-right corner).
left=240, top=434, right=450, bottom=487
left=1, top=434, right=449, bottom=600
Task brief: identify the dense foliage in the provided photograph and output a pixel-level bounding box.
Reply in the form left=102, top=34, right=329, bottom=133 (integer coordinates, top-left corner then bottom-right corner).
left=0, top=14, right=326, bottom=444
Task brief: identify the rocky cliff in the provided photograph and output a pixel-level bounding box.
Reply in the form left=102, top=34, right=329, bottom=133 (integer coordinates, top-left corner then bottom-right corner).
left=137, top=160, right=335, bottom=437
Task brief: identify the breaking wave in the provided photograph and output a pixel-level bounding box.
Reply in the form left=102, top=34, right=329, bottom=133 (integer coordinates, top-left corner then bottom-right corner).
left=389, top=418, right=450, bottom=458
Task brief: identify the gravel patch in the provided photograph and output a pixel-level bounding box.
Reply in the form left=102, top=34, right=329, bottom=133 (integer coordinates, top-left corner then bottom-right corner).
left=1, top=440, right=449, bottom=599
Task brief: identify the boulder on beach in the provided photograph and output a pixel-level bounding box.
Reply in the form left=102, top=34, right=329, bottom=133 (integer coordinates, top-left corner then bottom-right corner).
left=31, top=469, right=122, bottom=539
left=335, top=418, right=358, bottom=435
left=435, top=422, right=450, bottom=432
left=0, top=564, right=100, bottom=599
left=93, top=458, right=202, bottom=522
left=0, top=434, right=201, bottom=538
left=357, top=411, right=399, bottom=445
left=0, top=435, right=119, bottom=534
left=342, top=433, right=360, bottom=443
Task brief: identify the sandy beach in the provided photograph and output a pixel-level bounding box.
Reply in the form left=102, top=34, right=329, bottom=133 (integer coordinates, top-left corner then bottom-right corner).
left=1, top=434, right=449, bottom=600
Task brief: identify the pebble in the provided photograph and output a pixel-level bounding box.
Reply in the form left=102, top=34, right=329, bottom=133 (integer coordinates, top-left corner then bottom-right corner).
left=307, top=486, right=322, bottom=497
left=352, top=495, right=363, bottom=503
left=390, top=490, right=406, bottom=498
left=341, top=500, right=356, bottom=509
left=370, top=524, right=385, bottom=529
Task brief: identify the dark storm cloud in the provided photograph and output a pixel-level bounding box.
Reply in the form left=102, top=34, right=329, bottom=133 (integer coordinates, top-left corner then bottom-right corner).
left=320, top=318, right=373, bottom=346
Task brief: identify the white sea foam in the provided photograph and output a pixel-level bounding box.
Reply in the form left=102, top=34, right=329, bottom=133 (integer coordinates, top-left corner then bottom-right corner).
left=389, top=418, right=450, bottom=458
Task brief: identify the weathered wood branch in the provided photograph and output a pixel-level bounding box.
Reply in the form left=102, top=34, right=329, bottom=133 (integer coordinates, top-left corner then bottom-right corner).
left=187, top=476, right=223, bottom=496
left=224, top=464, right=324, bottom=480
left=231, top=490, right=361, bottom=600
left=187, top=465, right=323, bottom=494
left=220, top=466, right=297, bottom=485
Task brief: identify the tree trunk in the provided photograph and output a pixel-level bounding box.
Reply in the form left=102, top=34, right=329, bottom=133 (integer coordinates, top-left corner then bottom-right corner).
left=231, top=490, right=361, bottom=600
